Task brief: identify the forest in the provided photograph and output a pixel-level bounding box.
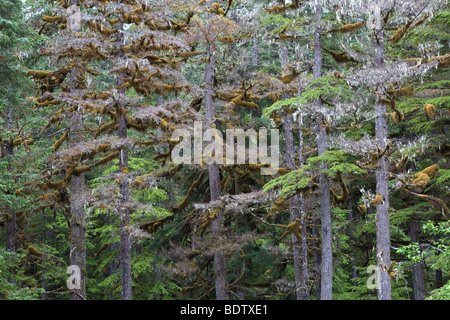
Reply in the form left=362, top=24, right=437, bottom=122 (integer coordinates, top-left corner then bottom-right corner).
left=0, top=0, right=449, bottom=302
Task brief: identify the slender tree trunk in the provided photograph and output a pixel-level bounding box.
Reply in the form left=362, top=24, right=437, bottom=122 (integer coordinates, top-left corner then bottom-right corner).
left=373, top=1, right=391, bottom=300
left=68, top=0, right=86, bottom=300
left=279, top=43, right=308, bottom=300
left=298, top=116, right=310, bottom=300
left=313, top=0, right=332, bottom=301
left=409, top=220, right=426, bottom=300
left=296, top=47, right=310, bottom=301
left=317, top=117, right=332, bottom=300
left=313, top=0, right=322, bottom=81
left=348, top=201, right=358, bottom=286
left=69, top=105, right=86, bottom=300
left=283, top=113, right=304, bottom=300
left=4, top=102, right=16, bottom=255
left=435, top=269, right=443, bottom=289
left=205, top=3, right=228, bottom=299
left=4, top=101, right=17, bottom=289
left=312, top=210, right=321, bottom=299
left=252, top=35, right=258, bottom=67
left=116, top=6, right=132, bottom=300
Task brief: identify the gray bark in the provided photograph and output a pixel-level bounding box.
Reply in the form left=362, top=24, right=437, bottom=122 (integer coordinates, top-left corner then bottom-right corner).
left=313, top=0, right=322, bottom=81
left=116, top=6, right=132, bottom=300
left=68, top=0, right=86, bottom=300
left=373, top=0, right=391, bottom=300
left=205, top=2, right=228, bottom=300
left=280, top=43, right=309, bottom=300
left=348, top=201, right=358, bottom=286
left=4, top=101, right=16, bottom=254
left=69, top=110, right=86, bottom=300
left=252, top=35, right=258, bottom=67
left=283, top=113, right=305, bottom=300
left=313, top=0, right=332, bottom=301
left=409, top=220, right=426, bottom=300
left=298, top=116, right=310, bottom=300
left=312, top=210, right=321, bottom=299
left=317, top=116, right=332, bottom=300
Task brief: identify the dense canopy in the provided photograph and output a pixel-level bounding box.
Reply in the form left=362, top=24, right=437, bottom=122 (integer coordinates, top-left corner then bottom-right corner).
left=0, top=0, right=449, bottom=302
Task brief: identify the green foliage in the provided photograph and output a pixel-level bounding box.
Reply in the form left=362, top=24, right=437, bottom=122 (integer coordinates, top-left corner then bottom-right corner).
left=301, top=76, right=352, bottom=103
left=0, top=250, right=44, bottom=300
left=427, top=281, right=450, bottom=300
left=435, top=169, right=450, bottom=186
left=263, top=166, right=312, bottom=197
left=397, top=221, right=450, bottom=299
left=262, top=97, right=306, bottom=118
left=264, top=150, right=365, bottom=199
left=306, top=150, right=367, bottom=175
left=0, top=0, right=448, bottom=302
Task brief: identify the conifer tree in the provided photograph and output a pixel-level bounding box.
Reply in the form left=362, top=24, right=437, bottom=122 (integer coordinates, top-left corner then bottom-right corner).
left=26, top=0, right=196, bottom=299
left=1, top=0, right=449, bottom=302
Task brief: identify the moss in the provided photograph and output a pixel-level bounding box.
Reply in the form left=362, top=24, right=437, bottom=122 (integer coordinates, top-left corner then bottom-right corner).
left=370, top=194, right=383, bottom=206
left=52, top=130, right=69, bottom=151
left=329, top=21, right=365, bottom=34
left=72, top=165, right=92, bottom=175
left=172, top=171, right=205, bottom=213
left=423, top=104, right=435, bottom=120
left=95, top=151, right=119, bottom=167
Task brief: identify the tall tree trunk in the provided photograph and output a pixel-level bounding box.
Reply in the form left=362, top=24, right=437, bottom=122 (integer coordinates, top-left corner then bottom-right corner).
left=312, top=210, right=321, bottom=299
left=348, top=201, right=358, bottom=287
left=298, top=115, right=310, bottom=300
left=279, top=43, right=308, bottom=300
left=313, top=0, right=332, bottom=301
left=296, top=48, right=310, bottom=301
left=409, top=220, right=426, bottom=300
left=68, top=0, right=86, bottom=300
left=435, top=269, right=443, bottom=289
left=69, top=112, right=87, bottom=301
left=283, top=113, right=304, bottom=300
left=252, top=35, right=258, bottom=67
left=116, top=4, right=132, bottom=300
left=317, top=117, right=332, bottom=300
left=373, top=1, right=391, bottom=300
left=205, top=3, right=228, bottom=300
left=5, top=101, right=16, bottom=255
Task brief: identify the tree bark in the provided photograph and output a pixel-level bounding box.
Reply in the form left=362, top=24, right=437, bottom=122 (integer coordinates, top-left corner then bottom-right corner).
left=279, top=43, right=309, bottom=300
left=313, top=0, right=332, bottom=301
left=68, top=0, right=86, bottom=300
left=317, top=116, right=332, bottom=300
left=69, top=112, right=87, bottom=301
left=348, top=201, right=358, bottom=287
left=116, top=5, right=132, bottom=300
left=283, top=113, right=305, bottom=300
left=409, top=220, right=426, bottom=300
left=298, top=116, right=310, bottom=300
left=205, top=3, right=228, bottom=300
left=4, top=102, right=16, bottom=255
left=252, top=35, right=258, bottom=67
left=312, top=209, right=321, bottom=299
left=313, top=0, right=322, bottom=81
left=373, top=1, right=391, bottom=300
